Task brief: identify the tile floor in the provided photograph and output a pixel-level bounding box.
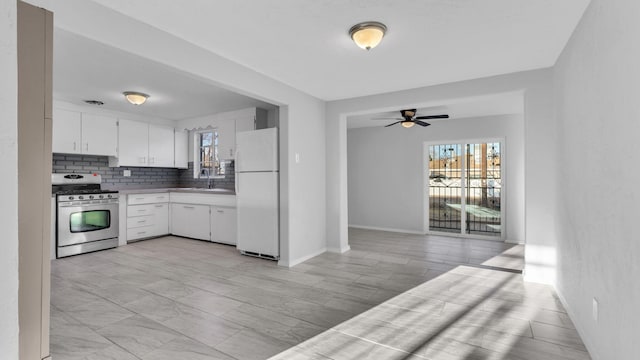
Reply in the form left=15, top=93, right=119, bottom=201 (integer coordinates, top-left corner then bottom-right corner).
left=50, top=229, right=590, bottom=359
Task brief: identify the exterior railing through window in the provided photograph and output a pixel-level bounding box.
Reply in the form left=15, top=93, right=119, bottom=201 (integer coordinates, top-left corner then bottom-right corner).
left=428, top=141, right=502, bottom=237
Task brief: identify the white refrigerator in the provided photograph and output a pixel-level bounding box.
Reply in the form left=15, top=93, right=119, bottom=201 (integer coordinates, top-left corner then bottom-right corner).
left=235, top=128, right=279, bottom=259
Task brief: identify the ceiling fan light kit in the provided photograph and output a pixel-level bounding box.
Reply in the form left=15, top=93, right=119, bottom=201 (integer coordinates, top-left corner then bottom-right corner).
left=349, top=21, right=387, bottom=50
left=123, top=91, right=149, bottom=105
left=377, top=108, right=450, bottom=128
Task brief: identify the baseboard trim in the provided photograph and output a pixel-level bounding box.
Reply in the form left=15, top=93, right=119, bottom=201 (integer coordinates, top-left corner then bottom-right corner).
left=504, top=239, right=525, bottom=245
left=278, top=247, right=326, bottom=268
left=327, top=245, right=351, bottom=253
left=555, top=289, right=599, bottom=360
left=348, top=224, right=424, bottom=235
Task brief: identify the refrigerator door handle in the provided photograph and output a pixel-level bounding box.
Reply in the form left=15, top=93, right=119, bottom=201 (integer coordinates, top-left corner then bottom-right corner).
left=235, top=149, right=239, bottom=194
left=235, top=148, right=239, bottom=171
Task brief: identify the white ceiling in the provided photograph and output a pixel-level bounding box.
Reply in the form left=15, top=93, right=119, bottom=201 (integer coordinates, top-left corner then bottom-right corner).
left=347, top=92, right=524, bottom=129
left=54, top=30, right=276, bottom=121
left=38, top=0, right=590, bottom=122
left=90, top=0, right=590, bottom=101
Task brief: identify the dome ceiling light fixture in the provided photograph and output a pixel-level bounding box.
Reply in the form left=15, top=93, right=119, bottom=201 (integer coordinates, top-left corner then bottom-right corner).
left=123, top=91, right=149, bottom=105
left=349, top=21, right=387, bottom=51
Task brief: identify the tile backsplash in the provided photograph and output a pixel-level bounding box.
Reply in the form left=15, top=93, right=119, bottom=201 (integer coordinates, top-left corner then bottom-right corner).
left=178, top=161, right=235, bottom=190
left=52, top=154, right=235, bottom=190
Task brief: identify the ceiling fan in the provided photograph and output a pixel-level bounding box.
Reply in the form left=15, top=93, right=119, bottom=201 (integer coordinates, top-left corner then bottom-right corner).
left=375, top=109, right=449, bottom=128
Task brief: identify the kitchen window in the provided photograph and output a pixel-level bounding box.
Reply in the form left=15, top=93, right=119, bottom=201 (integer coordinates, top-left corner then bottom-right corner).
left=194, top=129, right=222, bottom=178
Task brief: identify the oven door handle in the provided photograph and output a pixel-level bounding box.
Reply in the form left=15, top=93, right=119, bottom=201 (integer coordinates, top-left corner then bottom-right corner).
left=58, top=202, right=118, bottom=208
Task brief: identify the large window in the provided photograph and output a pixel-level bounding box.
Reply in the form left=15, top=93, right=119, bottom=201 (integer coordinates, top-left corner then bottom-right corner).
left=194, top=129, right=221, bottom=178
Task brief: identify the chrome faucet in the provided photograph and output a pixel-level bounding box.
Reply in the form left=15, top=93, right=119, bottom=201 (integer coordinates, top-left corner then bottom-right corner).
left=201, top=168, right=213, bottom=189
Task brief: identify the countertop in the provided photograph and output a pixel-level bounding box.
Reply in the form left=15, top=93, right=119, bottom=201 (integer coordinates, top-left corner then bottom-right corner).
left=114, top=187, right=236, bottom=195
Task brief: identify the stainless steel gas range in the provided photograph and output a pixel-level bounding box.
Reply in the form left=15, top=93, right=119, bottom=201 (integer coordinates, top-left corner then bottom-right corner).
left=52, top=173, right=119, bottom=258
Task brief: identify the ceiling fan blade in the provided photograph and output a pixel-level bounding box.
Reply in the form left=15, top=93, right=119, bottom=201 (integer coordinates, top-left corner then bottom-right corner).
left=372, top=117, right=403, bottom=120
left=415, top=120, right=431, bottom=127
left=414, top=114, right=449, bottom=120
left=384, top=121, right=402, bottom=127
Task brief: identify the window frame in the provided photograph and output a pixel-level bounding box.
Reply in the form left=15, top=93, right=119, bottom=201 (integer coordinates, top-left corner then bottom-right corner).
left=193, top=129, right=219, bottom=179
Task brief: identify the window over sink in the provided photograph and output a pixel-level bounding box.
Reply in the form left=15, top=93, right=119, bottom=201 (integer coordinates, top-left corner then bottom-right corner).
left=194, top=129, right=226, bottom=179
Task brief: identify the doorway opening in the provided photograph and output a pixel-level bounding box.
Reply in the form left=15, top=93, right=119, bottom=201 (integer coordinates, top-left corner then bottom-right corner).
left=425, top=140, right=504, bottom=239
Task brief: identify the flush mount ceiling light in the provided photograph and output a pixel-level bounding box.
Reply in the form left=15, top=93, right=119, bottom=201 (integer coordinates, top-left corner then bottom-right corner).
left=123, top=91, right=149, bottom=105
left=349, top=21, right=387, bottom=50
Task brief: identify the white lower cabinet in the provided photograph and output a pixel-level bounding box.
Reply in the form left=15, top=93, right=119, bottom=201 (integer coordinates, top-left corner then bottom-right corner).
left=127, top=193, right=169, bottom=241
left=124, top=192, right=236, bottom=244
left=170, top=203, right=211, bottom=241
left=211, top=206, right=237, bottom=245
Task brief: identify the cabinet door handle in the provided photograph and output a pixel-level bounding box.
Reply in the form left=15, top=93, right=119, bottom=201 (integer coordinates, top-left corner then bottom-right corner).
left=217, top=209, right=224, bottom=213
left=183, top=206, right=195, bottom=209
left=155, top=204, right=164, bottom=208
left=135, top=197, right=145, bottom=200
left=136, top=209, right=147, bottom=212
left=137, top=231, right=146, bottom=235
left=137, top=220, right=146, bottom=224
left=73, top=142, right=77, bottom=151
left=84, top=142, right=89, bottom=151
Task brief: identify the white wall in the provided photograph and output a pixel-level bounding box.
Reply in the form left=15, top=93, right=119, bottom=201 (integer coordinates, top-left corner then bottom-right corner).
left=327, top=70, right=556, bottom=284
left=26, top=0, right=327, bottom=267
left=347, top=114, right=525, bottom=243
left=0, top=1, right=19, bottom=358
left=552, top=0, right=640, bottom=358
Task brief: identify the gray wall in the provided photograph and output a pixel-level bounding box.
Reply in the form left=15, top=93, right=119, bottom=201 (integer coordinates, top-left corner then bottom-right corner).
left=347, top=114, right=525, bottom=243
left=552, top=0, right=640, bottom=358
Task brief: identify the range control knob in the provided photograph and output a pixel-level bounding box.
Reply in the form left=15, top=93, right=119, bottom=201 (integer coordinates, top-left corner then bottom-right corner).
left=68, top=196, right=74, bottom=201
left=89, top=195, right=94, bottom=199
left=107, top=194, right=112, bottom=198
left=99, top=195, right=104, bottom=199
left=78, top=196, right=84, bottom=200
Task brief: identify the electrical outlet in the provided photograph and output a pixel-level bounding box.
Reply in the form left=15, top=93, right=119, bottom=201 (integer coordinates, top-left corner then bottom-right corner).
left=123, top=169, right=131, bottom=177
left=592, top=297, right=599, bottom=322
left=295, top=153, right=300, bottom=163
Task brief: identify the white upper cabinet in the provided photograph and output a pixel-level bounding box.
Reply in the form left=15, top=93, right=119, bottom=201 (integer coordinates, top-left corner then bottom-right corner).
left=216, top=108, right=269, bottom=160
left=117, top=119, right=149, bottom=166
left=235, top=107, right=268, bottom=133
left=52, top=108, right=117, bottom=156
left=148, top=125, right=175, bottom=167
left=234, top=113, right=254, bottom=133
left=217, top=118, right=235, bottom=160
left=115, top=119, right=178, bottom=168
left=176, top=107, right=271, bottom=162
left=52, top=108, right=81, bottom=154
left=174, top=129, right=188, bottom=169
left=81, top=113, right=118, bottom=156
